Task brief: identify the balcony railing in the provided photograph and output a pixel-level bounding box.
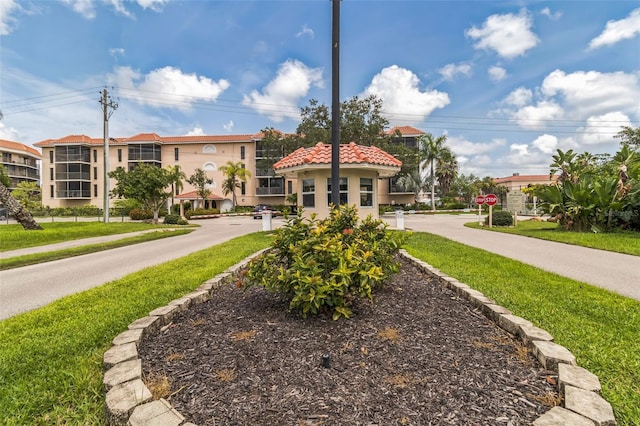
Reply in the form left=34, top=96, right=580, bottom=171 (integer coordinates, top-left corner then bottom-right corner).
left=55, top=172, right=91, bottom=180
left=129, top=153, right=161, bottom=161
left=255, top=168, right=276, bottom=177
left=7, top=169, right=40, bottom=179
left=55, top=154, right=91, bottom=163
left=56, top=190, right=91, bottom=198
left=256, top=187, right=285, bottom=195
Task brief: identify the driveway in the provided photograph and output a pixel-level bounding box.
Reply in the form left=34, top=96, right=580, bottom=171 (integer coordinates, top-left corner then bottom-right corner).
left=384, top=213, right=640, bottom=302
left=0, top=216, right=278, bottom=320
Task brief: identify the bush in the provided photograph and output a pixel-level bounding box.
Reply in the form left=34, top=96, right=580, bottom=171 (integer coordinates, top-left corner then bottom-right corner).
left=129, top=208, right=154, bottom=220
left=485, top=210, right=514, bottom=226
left=244, top=205, right=409, bottom=320
left=163, top=214, right=181, bottom=224
left=177, top=218, right=189, bottom=225
left=185, top=208, right=220, bottom=219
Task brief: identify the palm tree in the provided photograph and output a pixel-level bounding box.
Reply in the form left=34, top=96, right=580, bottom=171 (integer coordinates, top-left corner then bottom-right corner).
left=166, top=165, right=186, bottom=212
left=436, top=147, right=458, bottom=197
left=396, top=169, right=430, bottom=210
left=220, top=161, right=252, bottom=209
left=418, top=133, right=448, bottom=211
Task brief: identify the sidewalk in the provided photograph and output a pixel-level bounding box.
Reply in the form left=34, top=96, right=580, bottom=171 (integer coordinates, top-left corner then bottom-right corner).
left=384, top=214, right=640, bottom=302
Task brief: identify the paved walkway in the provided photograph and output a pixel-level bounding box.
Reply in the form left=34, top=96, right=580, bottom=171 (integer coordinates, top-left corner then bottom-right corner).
left=383, top=214, right=640, bottom=301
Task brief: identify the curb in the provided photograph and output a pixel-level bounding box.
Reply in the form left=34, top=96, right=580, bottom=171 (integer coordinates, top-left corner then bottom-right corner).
left=102, top=249, right=616, bottom=425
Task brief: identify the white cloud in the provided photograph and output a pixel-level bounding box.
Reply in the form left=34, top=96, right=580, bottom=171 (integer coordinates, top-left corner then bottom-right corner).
left=362, top=65, right=450, bottom=122
left=504, top=143, right=550, bottom=168
left=488, top=66, right=507, bottom=81
left=531, top=134, right=558, bottom=154
left=466, top=10, right=540, bottom=59
left=223, top=120, right=234, bottom=132
left=579, top=112, right=632, bottom=146
left=438, top=63, right=472, bottom=81
left=589, top=8, right=640, bottom=49
left=62, top=0, right=97, bottom=19
left=112, top=66, right=230, bottom=109
left=0, top=122, right=20, bottom=141
left=503, top=87, right=532, bottom=107
left=296, top=24, right=314, bottom=39
left=242, top=59, right=324, bottom=122
left=109, top=48, right=125, bottom=57
left=185, top=127, right=205, bottom=136
left=512, top=101, right=564, bottom=129
left=541, top=7, right=562, bottom=20
left=541, top=69, right=640, bottom=118
left=107, top=0, right=133, bottom=18
left=137, top=0, right=169, bottom=12
left=0, top=0, right=19, bottom=35
left=447, top=135, right=506, bottom=156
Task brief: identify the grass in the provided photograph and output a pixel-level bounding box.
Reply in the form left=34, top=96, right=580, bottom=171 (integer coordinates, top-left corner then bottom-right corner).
left=0, top=232, right=272, bottom=425
left=1, top=229, right=638, bottom=425
left=0, top=222, right=190, bottom=252
left=405, top=232, right=640, bottom=426
left=0, top=228, right=193, bottom=270
left=465, top=219, right=640, bottom=256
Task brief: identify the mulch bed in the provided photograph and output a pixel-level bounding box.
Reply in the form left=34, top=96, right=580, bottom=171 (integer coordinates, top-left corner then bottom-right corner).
left=138, top=257, right=559, bottom=425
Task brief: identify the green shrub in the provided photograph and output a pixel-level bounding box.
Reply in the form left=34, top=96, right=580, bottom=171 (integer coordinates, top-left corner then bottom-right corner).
left=129, top=208, right=154, bottom=220
left=485, top=210, right=514, bottom=226
left=177, top=218, right=189, bottom=225
left=163, top=214, right=181, bottom=224
left=185, top=208, right=220, bottom=219
left=244, top=205, right=409, bottom=320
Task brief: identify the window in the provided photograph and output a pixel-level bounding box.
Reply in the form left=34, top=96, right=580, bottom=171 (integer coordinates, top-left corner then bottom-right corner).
left=302, top=178, right=315, bottom=208
left=174, top=148, right=179, bottom=161
left=49, top=150, right=53, bottom=163
left=94, top=184, right=98, bottom=197
left=241, top=182, right=246, bottom=195
left=49, top=168, right=54, bottom=181
left=327, top=177, right=348, bottom=205
left=50, top=185, right=54, bottom=198
left=360, top=178, right=374, bottom=207
left=287, top=180, right=293, bottom=195
left=240, top=145, right=245, bottom=160
left=118, top=149, right=122, bottom=162
left=93, top=149, right=97, bottom=162
left=93, top=167, right=98, bottom=180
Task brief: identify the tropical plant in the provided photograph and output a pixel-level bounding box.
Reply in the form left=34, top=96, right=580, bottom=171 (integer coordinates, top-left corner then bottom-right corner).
left=418, top=133, right=448, bottom=211
left=11, top=181, right=42, bottom=211
left=167, top=165, right=186, bottom=211
left=436, top=147, right=458, bottom=196
left=396, top=169, right=430, bottom=210
left=109, top=163, right=174, bottom=224
left=187, top=168, right=213, bottom=208
left=220, top=161, right=251, bottom=209
left=0, top=166, right=42, bottom=230
left=244, top=205, right=408, bottom=320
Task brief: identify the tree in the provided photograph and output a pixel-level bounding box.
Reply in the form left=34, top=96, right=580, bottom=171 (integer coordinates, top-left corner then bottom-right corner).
left=418, top=133, right=448, bottom=211
left=11, top=181, right=42, bottom=211
left=450, top=174, right=478, bottom=207
left=187, top=168, right=213, bottom=208
left=396, top=169, right=430, bottom=210
left=0, top=165, right=43, bottom=230
left=435, top=147, right=458, bottom=197
left=167, top=165, right=186, bottom=211
left=615, top=126, right=640, bottom=150
left=220, top=161, right=252, bottom=209
left=109, top=163, right=173, bottom=224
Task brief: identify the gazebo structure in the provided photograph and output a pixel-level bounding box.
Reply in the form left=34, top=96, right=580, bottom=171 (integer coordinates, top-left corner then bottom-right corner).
left=174, top=190, right=225, bottom=217
left=274, top=142, right=402, bottom=219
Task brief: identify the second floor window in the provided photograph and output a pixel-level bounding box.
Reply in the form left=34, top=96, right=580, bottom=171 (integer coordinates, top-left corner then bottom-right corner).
left=302, top=178, right=315, bottom=208
left=174, top=148, right=179, bottom=161
left=240, top=145, right=245, bottom=160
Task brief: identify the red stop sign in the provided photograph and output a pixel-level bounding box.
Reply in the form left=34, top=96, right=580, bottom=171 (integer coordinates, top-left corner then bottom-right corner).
left=475, top=195, right=485, bottom=205
left=485, top=194, right=498, bottom=206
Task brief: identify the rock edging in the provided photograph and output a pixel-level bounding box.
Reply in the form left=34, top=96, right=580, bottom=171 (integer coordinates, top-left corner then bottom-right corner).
left=102, top=248, right=616, bottom=426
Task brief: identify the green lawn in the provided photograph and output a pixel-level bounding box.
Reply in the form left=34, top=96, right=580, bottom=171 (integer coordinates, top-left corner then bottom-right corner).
left=406, top=232, right=640, bottom=426
left=0, top=222, right=188, bottom=252
left=1, top=230, right=637, bottom=425
left=465, top=219, right=640, bottom=256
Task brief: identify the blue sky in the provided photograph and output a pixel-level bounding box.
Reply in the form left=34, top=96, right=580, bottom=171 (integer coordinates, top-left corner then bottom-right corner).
left=1, top=0, right=639, bottom=178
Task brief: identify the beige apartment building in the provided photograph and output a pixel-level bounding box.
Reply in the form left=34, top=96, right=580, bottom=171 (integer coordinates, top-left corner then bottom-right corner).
left=0, top=139, right=41, bottom=189
left=34, top=127, right=418, bottom=211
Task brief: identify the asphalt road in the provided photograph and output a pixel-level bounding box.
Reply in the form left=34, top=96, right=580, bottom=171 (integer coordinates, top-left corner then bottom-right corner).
left=386, top=214, right=640, bottom=301
left=0, top=216, right=273, bottom=320
left=2, top=214, right=638, bottom=321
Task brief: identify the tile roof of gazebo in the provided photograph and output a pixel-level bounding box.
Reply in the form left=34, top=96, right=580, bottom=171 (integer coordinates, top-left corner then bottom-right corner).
left=274, top=142, right=402, bottom=170
left=175, top=190, right=224, bottom=200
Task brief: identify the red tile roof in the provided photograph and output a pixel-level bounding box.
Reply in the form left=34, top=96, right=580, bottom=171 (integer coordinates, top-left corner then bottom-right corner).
left=33, top=133, right=256, bottom=147
left=385, top=126, right=425, bottom=136
left=273, top=142, right=402, bottom=170
left=0, top=139, right=42, bottom=157
left=175, top=190, right=223, bottom=200
left=494, top=174, right=556, bottom=184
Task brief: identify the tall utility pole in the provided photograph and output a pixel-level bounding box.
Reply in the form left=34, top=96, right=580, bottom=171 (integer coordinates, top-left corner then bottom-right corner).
left=100, top=87, right=118, bottom=223
left=331, top=0, right=340, bottom=207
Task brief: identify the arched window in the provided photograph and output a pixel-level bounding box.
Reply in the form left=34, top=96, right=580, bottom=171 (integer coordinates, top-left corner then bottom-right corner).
left=203, top=144, right=217, bottom=154
left=203, top=162, right=217, bottom=172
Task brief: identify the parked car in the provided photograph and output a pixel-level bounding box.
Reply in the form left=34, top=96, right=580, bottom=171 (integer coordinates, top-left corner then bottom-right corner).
left=252, top=204, right=279, bottom=219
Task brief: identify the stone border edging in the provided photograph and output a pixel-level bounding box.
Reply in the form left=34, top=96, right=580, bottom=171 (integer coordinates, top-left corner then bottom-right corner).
left=102, top=248, right=616, bottom=426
